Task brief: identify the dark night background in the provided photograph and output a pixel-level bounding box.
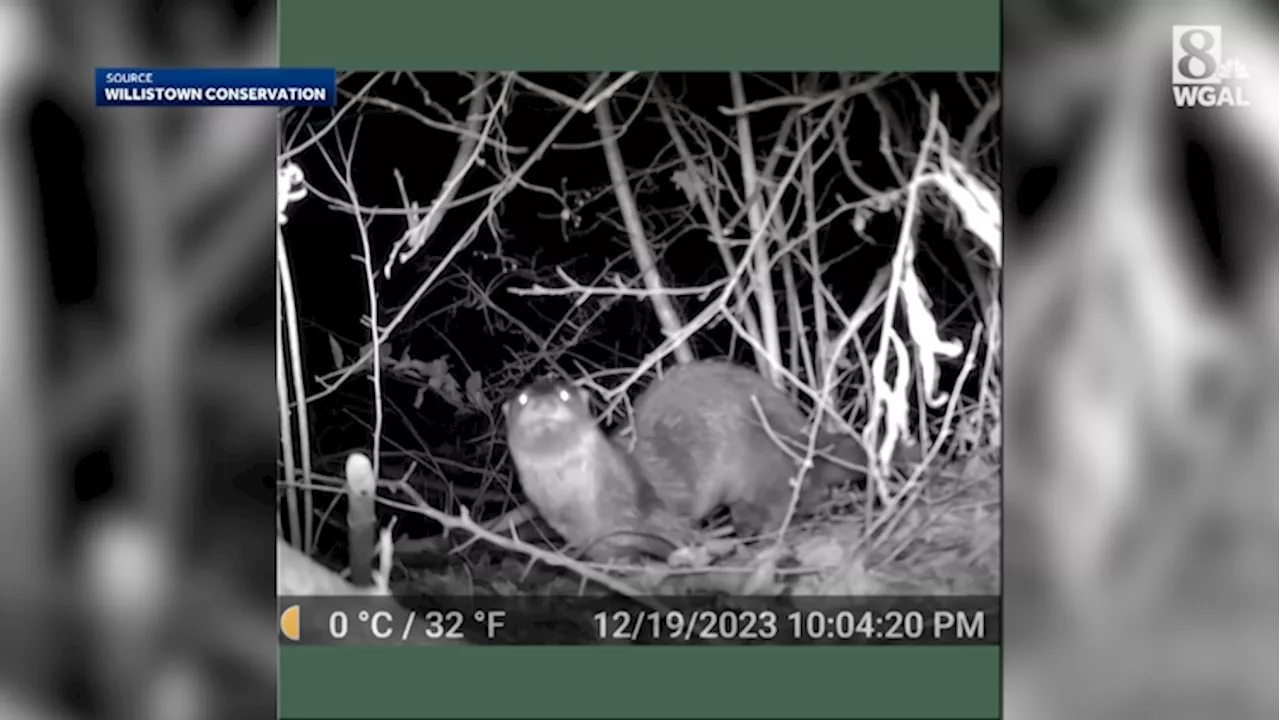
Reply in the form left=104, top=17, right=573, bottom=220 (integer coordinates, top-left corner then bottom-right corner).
left=279, top=71, right=1000, bottom=561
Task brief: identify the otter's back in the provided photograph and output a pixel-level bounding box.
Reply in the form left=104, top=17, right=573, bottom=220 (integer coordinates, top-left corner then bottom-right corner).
left=629, top=360, right=843, bottom=535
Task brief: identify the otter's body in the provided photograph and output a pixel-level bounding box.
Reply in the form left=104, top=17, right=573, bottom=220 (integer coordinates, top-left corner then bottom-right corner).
left=504, top=379, right=679, bottom=562
left=629, top=360, right=865, bottom=537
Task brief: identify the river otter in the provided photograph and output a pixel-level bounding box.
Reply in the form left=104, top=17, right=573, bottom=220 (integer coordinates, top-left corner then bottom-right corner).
left=504, top=378, right=685, bottom=563
left=629, top=360, right=869, bottom=538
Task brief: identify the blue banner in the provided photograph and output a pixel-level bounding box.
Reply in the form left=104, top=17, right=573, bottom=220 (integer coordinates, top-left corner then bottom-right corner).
left=96, top=67, right=337, bottom=107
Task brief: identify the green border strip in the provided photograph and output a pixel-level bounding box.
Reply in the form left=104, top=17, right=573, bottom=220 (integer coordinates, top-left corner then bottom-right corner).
left=279, top=0, right=999, bottom=71
left=280, top=646, right=999, bottom=718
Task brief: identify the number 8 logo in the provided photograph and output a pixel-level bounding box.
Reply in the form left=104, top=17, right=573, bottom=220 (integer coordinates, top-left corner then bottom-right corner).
left=1173, top=26, right=1223, bottom=84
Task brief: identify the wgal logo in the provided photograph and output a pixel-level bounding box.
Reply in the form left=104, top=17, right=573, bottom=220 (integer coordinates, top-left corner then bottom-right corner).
left=1172, top=25, right=1250, bottom=108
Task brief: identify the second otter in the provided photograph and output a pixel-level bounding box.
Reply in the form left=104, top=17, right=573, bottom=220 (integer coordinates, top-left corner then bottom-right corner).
left=629, top=360, right=868, bottom=538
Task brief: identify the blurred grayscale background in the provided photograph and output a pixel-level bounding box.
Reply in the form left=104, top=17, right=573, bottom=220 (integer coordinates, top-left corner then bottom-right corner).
left=0, top=0, right=1273, bottom=719
left=0, top=1, right=277, bottom=718
left=1003, top=0, right=1276, bottom=718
